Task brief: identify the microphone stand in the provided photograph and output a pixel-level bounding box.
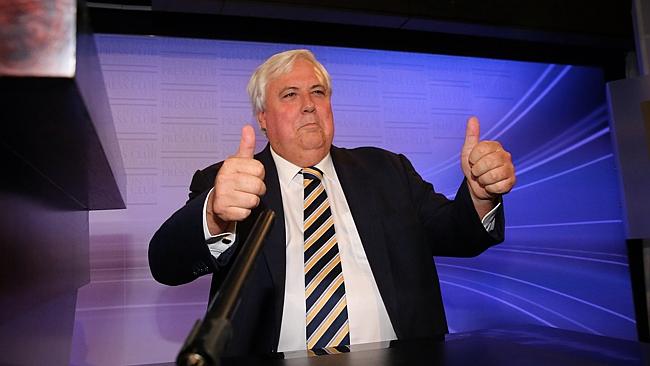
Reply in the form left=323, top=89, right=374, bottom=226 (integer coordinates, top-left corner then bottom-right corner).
left=176, top=209, right=276, bottom=366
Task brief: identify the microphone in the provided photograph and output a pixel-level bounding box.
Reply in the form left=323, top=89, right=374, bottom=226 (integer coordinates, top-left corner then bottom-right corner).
left=176, top=209, right=276, bottom=366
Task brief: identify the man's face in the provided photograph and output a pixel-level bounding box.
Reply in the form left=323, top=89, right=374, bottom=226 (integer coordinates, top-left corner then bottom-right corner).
left=258, top=58, right=334, bottom=167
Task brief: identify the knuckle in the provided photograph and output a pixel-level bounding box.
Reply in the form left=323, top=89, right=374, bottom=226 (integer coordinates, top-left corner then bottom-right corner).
left=222, top=157, right=236, bottom=170
left=489, top=170, right=499, bottom=182
left=479, top=174, right=489, bottom=185
left=257, top=180, right=266, bottom=195
left=500, top=180, right=512, bottom=193
left=226, top=208, right=240, bottom=221
left=212, top=203, right=227, bottom=217
left=212, top=189, right=225, bottom=203
left=486, top=183, right=499, bottom=194
left=253, top=161, right=265, bottom=177
left=215, top=172, right=227, bottom=185
left=239, top=208, right=252, bottom=220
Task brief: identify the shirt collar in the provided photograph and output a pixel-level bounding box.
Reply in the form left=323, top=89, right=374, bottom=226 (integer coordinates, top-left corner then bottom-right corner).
left=269, top=146, right=335, bottom=187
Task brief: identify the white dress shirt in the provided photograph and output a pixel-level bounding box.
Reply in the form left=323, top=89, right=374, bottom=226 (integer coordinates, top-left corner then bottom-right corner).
left=202, top=147, right=499, bottom=352
left=270, top=149, right=397, bottom=352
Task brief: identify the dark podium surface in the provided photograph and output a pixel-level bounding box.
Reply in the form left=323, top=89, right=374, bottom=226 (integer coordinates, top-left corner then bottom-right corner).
left=144, top=325, right=650, bottom=366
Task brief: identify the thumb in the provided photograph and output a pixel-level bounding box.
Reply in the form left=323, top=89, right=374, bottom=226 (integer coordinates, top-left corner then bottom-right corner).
left=235, top=124, right=256, bottom=158
left=462, top=116, right=480, bottom=161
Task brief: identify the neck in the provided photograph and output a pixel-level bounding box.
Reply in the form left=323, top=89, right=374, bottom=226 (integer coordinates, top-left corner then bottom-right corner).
left=294, top=153, right=328, bottom=168
left=272, top=145, right=329, bottom=168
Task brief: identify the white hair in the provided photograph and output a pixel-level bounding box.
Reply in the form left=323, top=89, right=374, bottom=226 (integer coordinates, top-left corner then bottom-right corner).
left=246, top=49, right=332, bottom=116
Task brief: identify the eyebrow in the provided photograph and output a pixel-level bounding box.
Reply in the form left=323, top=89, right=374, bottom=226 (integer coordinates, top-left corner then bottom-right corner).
left=278, top=86, right=297, bottom=94
left=277, top=84, right=325, bottom=95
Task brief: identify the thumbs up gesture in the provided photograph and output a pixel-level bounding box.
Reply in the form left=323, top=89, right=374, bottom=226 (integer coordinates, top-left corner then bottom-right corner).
left=461, top=117, right=516, bottom=214
left=207, top=125, right=266, bottom=234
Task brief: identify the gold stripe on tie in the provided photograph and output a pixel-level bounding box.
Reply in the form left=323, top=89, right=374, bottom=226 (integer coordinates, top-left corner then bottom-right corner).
left=303, top=166, right=350, bottom=350
left=304, top=236, right=337, bottom=274
left=306, top=272, right=345, bottom=323
left=304, top=215, right=334, bottom=252
left=330, top=321, right=350, bottom=346
left=304, top=199, right=329, bottom=231
left=307, top=296, right=348, bottom=347
left=305, top=254, right=341, bottom=298
left=304, top=184, right=325, bottom=208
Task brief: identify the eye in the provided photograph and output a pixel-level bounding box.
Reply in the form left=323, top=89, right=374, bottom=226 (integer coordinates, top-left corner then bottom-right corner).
left=312, top=89, right=326, bottom=96
left=282, top=92, right=297, bottom=99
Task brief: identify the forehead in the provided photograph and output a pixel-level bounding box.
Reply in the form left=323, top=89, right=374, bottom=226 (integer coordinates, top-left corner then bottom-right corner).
left=268, top=59, right=325, bottom=88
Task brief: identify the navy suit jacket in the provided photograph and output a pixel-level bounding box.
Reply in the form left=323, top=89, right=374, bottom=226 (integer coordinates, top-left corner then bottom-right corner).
left=148, top=144, right=504, bottom=357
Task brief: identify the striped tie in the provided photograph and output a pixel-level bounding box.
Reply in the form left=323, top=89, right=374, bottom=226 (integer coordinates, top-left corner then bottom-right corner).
left=302, top=167, right=350, bottom=349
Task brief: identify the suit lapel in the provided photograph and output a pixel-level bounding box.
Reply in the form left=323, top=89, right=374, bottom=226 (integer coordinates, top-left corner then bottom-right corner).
left=255, top=145, right=403, bottom=345
left=330, top=146, right=401, bottom=337
left=256, top=145, right=286, bottom=349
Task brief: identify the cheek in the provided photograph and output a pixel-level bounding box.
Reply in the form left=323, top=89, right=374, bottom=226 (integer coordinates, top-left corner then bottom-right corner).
left=320, top=109, right=334, bottom=130
left=272, top=106, right=297, bottom=122
left=271, top=120, right=297, bottom=142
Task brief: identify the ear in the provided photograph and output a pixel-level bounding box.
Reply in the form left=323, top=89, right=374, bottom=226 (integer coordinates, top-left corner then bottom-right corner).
left=257, top=111, right=267, bottom=130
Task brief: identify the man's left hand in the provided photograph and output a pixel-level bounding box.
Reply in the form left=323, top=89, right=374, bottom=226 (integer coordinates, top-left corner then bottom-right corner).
left=461, top=116, right=516, bottom=216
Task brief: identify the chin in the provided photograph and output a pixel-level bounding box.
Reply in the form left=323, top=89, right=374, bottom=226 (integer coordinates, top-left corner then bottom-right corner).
left=298, top=131, right=326, bottom=147
left=300, top=141, right=326, bottom=152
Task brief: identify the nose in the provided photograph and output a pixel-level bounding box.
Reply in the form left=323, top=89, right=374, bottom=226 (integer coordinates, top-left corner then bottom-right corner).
left=302, top=96, right=315, bottom=113
left=303, top=104, right=315, bottom=113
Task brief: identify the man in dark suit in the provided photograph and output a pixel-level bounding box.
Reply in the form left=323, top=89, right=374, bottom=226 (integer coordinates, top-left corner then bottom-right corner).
left=149, top=49, right=516, bottom=356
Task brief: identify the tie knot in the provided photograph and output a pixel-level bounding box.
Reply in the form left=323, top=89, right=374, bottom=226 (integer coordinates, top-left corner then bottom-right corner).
left=302, top=166, right=324, bottom=181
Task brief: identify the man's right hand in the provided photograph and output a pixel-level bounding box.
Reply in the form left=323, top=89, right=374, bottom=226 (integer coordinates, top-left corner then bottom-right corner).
left=207, top=125, right=266, bottom=235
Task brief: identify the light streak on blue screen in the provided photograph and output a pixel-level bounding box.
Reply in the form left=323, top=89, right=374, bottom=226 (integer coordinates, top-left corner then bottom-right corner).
left=71, top=35, right=635, bottom=366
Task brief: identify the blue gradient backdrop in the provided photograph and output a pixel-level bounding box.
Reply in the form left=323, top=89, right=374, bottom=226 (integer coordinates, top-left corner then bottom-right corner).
left=70, top=36, right=635, bottom=365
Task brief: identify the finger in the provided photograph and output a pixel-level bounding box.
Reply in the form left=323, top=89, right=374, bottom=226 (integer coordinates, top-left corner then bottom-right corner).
left=462, top=116, right=480, bottom=161
left=235, top=124, right=256, bottom=158
left=212, top=187, right=262, bottom=221
left=475, top=166, right=513, bottom=187
left=215, top=171, right=266, bottom=199
left=484, top=176, right=516, bottom=195
left=470, top=149, right=512, bottom=177
left=223, top=191, right=262, bottom=210
left=223, top=157, right=265, bottom=178
left=231, top=174, right=266, bottom=196
left=469, top=140, right=502, bottom=165
left=219, top=207, right=252, bottom=222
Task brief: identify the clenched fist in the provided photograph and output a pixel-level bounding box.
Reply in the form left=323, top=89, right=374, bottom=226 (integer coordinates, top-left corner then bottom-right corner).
left=460, top=116, right=516, bottom=217
left=206, top=125, right=266, bottom=235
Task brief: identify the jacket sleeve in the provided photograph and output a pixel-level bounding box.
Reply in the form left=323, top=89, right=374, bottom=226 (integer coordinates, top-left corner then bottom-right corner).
left=397, top=153, right=505, bottom=257
left=148, top=166, right=222, bottom=286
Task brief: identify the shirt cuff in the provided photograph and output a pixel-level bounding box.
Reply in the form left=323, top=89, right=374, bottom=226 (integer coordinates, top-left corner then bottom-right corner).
left=203, top=188, right=237, bottom=258
left=481, top=202, right=501, bottom=232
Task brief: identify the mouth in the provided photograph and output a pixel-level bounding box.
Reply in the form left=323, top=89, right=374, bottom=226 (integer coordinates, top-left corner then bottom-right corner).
left=298, top=122, right=319, bottom=130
